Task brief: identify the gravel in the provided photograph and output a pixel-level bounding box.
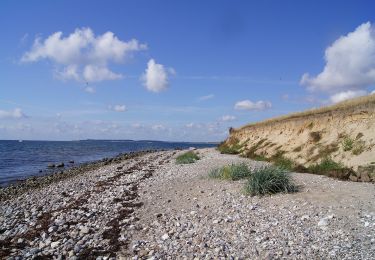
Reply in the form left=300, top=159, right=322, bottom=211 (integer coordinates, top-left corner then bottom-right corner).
left=1, top=148, right=375, bottom=259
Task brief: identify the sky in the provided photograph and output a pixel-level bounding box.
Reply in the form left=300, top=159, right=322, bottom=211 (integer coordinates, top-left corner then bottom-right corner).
left=1, top=0, right=375, bottom=141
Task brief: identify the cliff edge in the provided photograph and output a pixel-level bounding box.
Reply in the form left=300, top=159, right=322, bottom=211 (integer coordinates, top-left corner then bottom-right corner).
left=222, top=94, right=375, bottom=182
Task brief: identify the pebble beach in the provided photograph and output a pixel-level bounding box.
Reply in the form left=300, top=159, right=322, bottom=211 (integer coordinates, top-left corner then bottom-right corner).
left=1, top=148, right=375, bottom=259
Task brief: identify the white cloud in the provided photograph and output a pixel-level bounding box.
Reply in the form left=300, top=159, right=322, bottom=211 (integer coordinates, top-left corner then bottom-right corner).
left=0, top=108, right=27, bottom=119
left=301, top=22, right=375, bottom=97
left=234, top=100, right=272, bottom=111
left=198, top=94, right=214, bottom=101
left=371, top=90, right=375, bottom=94
left=84, top=86, right=96, bottom=94
left=330, top=90, right=368, bottom=103
left=22, top=27, right=147, bottom=82
left=221, top=115, right=236, bottom=122
left=141, top=59, right=174, bottom=92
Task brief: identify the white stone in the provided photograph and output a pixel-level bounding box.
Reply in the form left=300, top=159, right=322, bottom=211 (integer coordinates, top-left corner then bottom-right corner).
left=161, top=233, right=169, bottom=240
left=50, top=241, right=60, bottom=249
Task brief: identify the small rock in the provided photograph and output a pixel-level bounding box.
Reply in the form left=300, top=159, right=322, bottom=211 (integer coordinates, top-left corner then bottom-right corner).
left=51, top=241, right=60, bottom=249
left=161, top=233, right=169, bottom=240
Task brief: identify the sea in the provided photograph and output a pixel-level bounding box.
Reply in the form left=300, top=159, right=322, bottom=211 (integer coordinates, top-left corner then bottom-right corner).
left=0, top=140, right=217, bottom=187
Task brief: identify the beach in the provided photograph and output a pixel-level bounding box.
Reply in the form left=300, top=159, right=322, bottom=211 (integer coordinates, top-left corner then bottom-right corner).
left=1, top=148, right=375, bottom=259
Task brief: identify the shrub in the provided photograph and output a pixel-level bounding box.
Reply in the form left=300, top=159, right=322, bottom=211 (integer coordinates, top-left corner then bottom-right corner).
left=352, top=141, right=365, bottom=155
left=208, top=163, right=251, bottom=181
left=342, top=137, right=354, bottom=151
left=309, top=131, right=322, bottom=142
left=217, top=144, right=242, bottom=154
left=244, top=166, right=298, bottom=196
left=271, top=151, right=294, bottom=170
left=308, top=157, right=342, bottom=174
left=176, top=151, right=200, bottom=164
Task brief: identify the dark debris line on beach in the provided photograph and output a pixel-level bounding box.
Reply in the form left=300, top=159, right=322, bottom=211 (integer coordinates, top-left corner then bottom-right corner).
left=0, top=150, right=176, bottom=259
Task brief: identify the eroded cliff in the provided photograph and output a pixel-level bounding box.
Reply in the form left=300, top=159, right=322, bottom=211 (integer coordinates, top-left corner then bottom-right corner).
left=222, top=94, right=375, bottom=181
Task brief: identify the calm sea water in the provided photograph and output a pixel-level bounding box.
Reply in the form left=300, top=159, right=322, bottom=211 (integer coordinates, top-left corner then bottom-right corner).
left=0, top=140, right=216, bottom=187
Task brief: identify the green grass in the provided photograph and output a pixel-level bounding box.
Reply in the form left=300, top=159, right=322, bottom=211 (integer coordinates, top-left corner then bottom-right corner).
left=244, top=166, right=298, bottom=196
left=342, top=137, right=354, bottom=151
left=271, top=151, right=294, bottom=170
left=306, top=157, right=353, bottom=180
left=352, top=141, right=365, bottom=155
left=176, top=151, right=200, bottom=164
left=209, top=163, right=251, bottom=181
left=307, top=157, right=343, bottom=174
left=217, top=139, right=243, bottom=154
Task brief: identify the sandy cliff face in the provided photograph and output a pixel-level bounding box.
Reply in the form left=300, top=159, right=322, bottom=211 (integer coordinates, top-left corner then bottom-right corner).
left=224, top=95, right=375, bottom=181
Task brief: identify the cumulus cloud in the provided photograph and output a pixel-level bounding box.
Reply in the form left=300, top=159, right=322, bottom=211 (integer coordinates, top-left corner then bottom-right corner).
left=330, top=90, right=368, bottom=103
left=0, top=108, right=27, bottom=119
left=300, top=22, right=375, bottom=101
left=234, top=100, right=272, bottom=111
left=221, top=115, right=236, bottom=122
left=198, top=94, right=214, bottom=101
left=141, top=59, right=174, bottom=92
left=22, top=27, right=147, bottom=82
left=108, top=104, right=126, bottom=112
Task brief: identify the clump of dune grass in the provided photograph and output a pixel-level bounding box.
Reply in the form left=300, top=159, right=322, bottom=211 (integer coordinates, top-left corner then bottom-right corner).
left=209, top=163, right=251, bottom=181
left=342, top=137, right=354, bottom=151
left=176, top=151, right=200, bottom=164
left=244, top=166, right=298, bottom=196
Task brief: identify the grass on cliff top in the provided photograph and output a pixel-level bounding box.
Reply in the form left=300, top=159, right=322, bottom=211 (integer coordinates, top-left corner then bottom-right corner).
left=176, top=151, right=200, bottom=164
left=233, top=93, right=375, bottom=132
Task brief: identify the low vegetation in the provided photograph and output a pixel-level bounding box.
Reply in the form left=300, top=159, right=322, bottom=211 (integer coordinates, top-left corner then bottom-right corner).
left=307, top=157, right=352, bottom=179
left=236, top=94, right=375, bottom=132
left=244, top=166, right=298, bottom=196
left=209, top=163, right=297, bottom=196
left=176, top=151, right=200, bottom=164
left=352, top=140, right=366, bottom=155
left=209, top=163, right=251, bottom=181
left=342, top=137, right=354, bottom=151
left=217, top=138, right=243, bottom=154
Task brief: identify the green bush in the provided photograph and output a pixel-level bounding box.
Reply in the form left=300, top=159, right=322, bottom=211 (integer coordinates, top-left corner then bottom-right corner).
left=271, top=151, right=294, bottom=170
left=342, top=137, right=354, bottom=151
left=208, top=163, right=251, bottom=181
left=352, top=141, right=365, bottom=155
left=176, top=151, right=200, bottom=164
left=307, top=157, right=343, bottom=174
left=244, top=166, right=298, bottom=196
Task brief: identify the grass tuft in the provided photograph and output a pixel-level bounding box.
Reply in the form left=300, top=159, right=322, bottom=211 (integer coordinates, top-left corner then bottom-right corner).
left=342, top=137, right=354, bottom=151
left=244, top=166, right=298, bottom=196
left=176, top=151, right=200, bottom=164
left=209, top=163, right=251, bottom=181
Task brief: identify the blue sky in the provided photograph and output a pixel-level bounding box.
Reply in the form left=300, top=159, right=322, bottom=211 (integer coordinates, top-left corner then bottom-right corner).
left=1, top=0, right=375, bottom=141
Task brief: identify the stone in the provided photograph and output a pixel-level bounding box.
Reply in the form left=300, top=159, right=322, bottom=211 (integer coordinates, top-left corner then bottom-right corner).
left=51, top=241, right=60, bottom=249
left=357, top=165, right=375, bottom=182
left=318, top=218, right=328, bottom=227
left=56, top=162, right=65, bottom=168
left=79, top=226, right=90, bottom=235
left=47, top=163, right=55, bottom=168
left=48, top=226, right=57, bottom=233
left=301, top=215, right=309, bottom=221
left=161, top=234, right=169, bottom=240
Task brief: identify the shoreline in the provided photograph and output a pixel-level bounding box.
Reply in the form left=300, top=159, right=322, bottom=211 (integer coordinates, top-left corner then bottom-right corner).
left=0, top=149, right=163, bottom=202
left=1, top=148, right=375, bottom=259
